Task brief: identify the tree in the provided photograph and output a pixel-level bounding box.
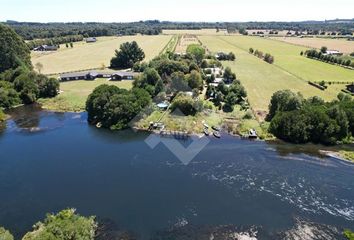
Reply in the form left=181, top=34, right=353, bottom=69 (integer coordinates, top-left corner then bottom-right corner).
left=22, top=209, right=96, bottom=240
left=249, top=48, right=254, bottom=54
left=0, top=81, right=21, bottom=108
left=187, top=70, right=203, bottom=90
left=70, top=42, right=73, bottom=48
left=110, top=41, right=145, bottom=69
left=186, top=44, right=205, bottom=64
left=13, top=71, right=39, bottom=104
left=267, top=90, right=304, bottom=121
left=320, top=46, right=328, bottom=53
left=36, top=75, right=59, bottom=98
left=223, top=67, right=236, bottom=82
left=0, top=227, right=13, bottom=240
left=35, top=62, right=44, bottom=74
left=0, top=23, right=32, bottom=73
left=171, top=71, right=189, bottom=92
left=171, top=93, right=202, bottom=116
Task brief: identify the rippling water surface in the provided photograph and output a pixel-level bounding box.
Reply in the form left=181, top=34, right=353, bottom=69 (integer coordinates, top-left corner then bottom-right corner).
left=0, top=105, right=353, bottom=239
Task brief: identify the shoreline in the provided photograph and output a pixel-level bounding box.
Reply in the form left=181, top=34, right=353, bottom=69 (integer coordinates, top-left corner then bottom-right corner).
left=6, top=105, right=354, bottom=164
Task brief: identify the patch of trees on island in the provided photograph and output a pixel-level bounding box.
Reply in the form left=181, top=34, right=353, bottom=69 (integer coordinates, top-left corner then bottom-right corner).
left=302, top=48, right=353, bottom=68
left=267, top=90, right=354, bottom=145
left=249, top=48, right=274, bottom=64
left=0, top=24, right=59, bottom=115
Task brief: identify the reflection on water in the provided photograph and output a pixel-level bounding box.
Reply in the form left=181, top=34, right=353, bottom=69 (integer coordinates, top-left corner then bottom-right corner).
left=0, top=107, right=353, bottom=240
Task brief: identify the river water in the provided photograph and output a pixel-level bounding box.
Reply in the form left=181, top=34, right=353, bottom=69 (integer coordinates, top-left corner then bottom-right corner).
left=0, top=105, right=353, bottom=239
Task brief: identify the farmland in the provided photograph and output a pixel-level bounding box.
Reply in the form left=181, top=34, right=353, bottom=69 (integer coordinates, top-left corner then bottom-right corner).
left=31, top=35, right=172, bottom=75
left=270, top=36, right=354, bottom=54
left=174, top=35, right=201, bottom=54
left=39, top=79, right=133, bottom=112
left=200, top=35, right=354, bottom=114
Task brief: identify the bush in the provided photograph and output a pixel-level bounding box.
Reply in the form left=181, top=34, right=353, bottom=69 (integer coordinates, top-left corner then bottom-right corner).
left=22, top=209, right=96, bottom=240
left=0, top=227, right=13, bottom=240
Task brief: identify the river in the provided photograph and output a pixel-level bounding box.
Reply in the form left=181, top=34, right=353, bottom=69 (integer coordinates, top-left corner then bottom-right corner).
left=0, top=105, right=353, bottom=239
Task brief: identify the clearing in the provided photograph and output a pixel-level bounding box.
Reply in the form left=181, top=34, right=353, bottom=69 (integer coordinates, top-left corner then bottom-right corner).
left=31, top=35, right=172, bottom=75
left=39, top=79, right=133, bottom=112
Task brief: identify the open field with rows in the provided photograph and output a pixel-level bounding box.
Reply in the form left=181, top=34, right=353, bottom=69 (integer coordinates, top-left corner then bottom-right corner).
left=31, top=35, right=172, bottom=75
left=174, top=34, right=201, bottom=54
left=270, top=36, right=354, bottom=54
left=39, top=79, right=133, bottom=112
left=200, top=35, right=354, bottom=113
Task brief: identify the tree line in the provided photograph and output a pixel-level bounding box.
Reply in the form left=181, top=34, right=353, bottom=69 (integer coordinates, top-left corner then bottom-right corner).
left=303, top=49, right=354, bottom=68
left=267, top=90, right=354, bottom=145
left=4, top=19, right=353, bottom=41
left=0, top=24, right=59, bottom=111
left=249, top=48, right=274, bottom=64
left=26, top=35, right=84, bottom=50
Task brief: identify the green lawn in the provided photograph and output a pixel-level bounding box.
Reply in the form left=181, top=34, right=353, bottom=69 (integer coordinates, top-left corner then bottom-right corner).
left=200, top=35, right=353, bottom=113
left=39, top=79, right=133, bottom=112
left=32, top=35, right=172, bottom=75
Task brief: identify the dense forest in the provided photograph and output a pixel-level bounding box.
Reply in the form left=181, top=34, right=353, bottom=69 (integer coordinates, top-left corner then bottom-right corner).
left=3, top=19, right=354, bottom=41
left=0, top=23, right=59, bottom=115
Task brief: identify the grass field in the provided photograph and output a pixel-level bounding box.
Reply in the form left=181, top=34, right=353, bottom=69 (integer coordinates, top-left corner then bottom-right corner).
left=271, top=37, right=354, bottom=54
left=31, top=35, right=172, bottom=75
left=39, top=79, right=133, bottom=112
left=200, top=35, right=354, bottom=114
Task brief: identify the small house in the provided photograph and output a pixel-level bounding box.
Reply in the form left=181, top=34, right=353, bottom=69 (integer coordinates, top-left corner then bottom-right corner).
left=60, top=71, right=97, bottom=81
left=86, top=37, right=97, bottom=43
left=110, top=72, right=136, bottom=81
left=325, top=50, right=343, bottom=56
left=34, top=45, right=58, bottom=51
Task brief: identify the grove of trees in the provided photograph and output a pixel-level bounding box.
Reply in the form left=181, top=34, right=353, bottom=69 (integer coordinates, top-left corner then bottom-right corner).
left=0, top=23, right=59, bottom=109
left=267, top=90, right=354, bottom=145
left=304, top=49, right=353, bottom=68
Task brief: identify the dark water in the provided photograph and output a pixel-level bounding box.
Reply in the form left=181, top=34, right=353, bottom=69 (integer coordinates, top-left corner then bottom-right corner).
left=0, top=105, right=353, bottom=239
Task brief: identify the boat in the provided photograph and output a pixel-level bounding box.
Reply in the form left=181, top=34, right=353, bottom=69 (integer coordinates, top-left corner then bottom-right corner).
left=203, top=123, right=209, bottom=129
left=204, top=128, right=209, bottom=136
left=213, top=131, right=221, bottom=138
left=249, top=129, right=258, bottom=139
left=212, top=126, right=221, bottom=131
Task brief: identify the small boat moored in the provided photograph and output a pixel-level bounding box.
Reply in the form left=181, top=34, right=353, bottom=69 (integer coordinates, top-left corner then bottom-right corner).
left=204, top=128, right=210, bottom=136
left=212, top=126, right=221, bottom=131
left=249, top=129, right=258, bottom=139
left=213, top=131, right=221, bottom=138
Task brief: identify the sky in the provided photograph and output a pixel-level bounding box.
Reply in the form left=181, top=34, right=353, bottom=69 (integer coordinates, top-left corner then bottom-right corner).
left=1, top=0, right=353, bottom=22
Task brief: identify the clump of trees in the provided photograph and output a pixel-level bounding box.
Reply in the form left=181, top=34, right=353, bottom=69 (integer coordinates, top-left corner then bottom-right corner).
left=304, top=49, right=353, bottom=68
left=344, top=229, right=354, bottom=240
left=86, top=85, right=151, bottom=130
left=206, top=79, right=247, bottom=112
left=250, top=48, right=274, bottom=64
left=110, top=41, right=145, bottom=69
left=0, top=209, right=96, bottom=240
left=216, top=52, right=236, bottom=61
left=267, top=90, right=354, bottom=145
left=171, top=93, right=203, bottom=116
left=0, top=24, right=59, bottom=109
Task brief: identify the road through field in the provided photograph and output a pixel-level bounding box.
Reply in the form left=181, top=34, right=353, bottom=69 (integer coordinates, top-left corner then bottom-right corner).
left=31, top=35, right=172, bottom=75
left=200, top=36, right=345, bottom=112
